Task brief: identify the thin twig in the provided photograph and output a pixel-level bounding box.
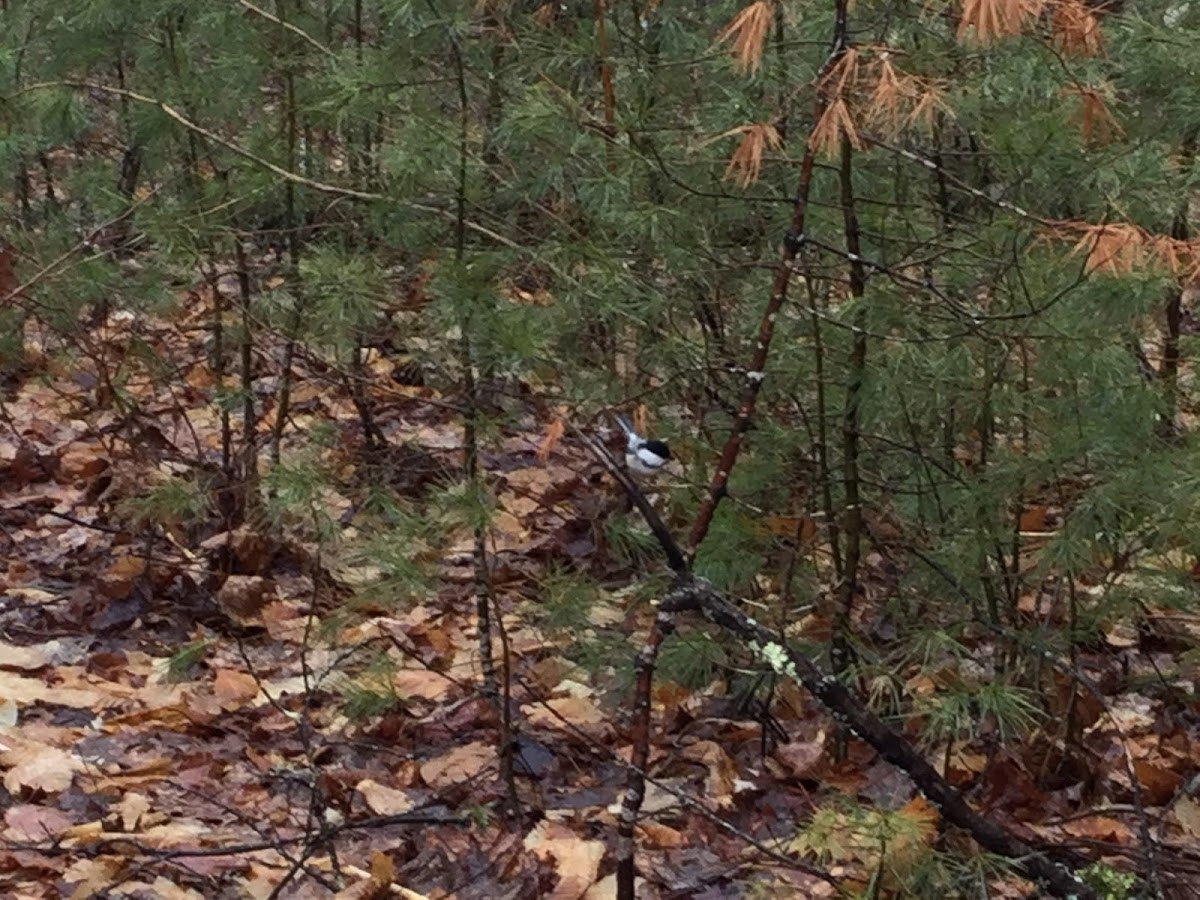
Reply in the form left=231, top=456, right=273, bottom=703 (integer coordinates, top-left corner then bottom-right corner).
left=233, top=0, right=335, bottom=56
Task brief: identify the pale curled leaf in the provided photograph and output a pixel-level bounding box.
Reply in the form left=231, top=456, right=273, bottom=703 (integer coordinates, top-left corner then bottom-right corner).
left=356, top=779, right=416, bottom=816
left=524, top=820, right=605, bottom=900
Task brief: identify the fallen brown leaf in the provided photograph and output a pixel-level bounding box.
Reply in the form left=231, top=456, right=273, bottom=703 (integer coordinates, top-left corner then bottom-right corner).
left=0, top=736, right=86, bottom=794
left=419, top=741, right=496, bottom=788
left=356, top=779, right=416, bottom=816
left=524, top=819, right=605, bottom=900
left=0, top=641, right=50, bottom=671
left=3, top=803, right=75, bottom=841
left=772, top=733, right=826, bottom=781
left=213, top=669, right=260, bottom=708
left=680, top=740, right=738, bottom=808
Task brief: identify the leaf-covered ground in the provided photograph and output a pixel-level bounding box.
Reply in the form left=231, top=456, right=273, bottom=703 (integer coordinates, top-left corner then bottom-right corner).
left=3, top=283, right=1200, bottom=898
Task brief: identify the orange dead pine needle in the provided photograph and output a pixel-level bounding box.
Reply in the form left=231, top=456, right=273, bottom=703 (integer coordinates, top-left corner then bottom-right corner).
left=723, top=123, right=783, bottom=188
left=958, top=0, right=1044, bottom=44
left=808, top=48, right=864, bottom=158
left=1148, top=235, right=1200, bottom=280
left=1066, top=222, right=1147, bottom=275
left=1065, top=85, right=1122, bottom=145
left=819, top=46, right=861, bottom=98
left=1182, top=240, right=1200, bottom=281
left=1052, top=0, right=1105, bottom=57
left=863, top=52, right=953, bottom=139
left=1149, top=236, right=1185, bottom=277
left=866, top=53, right=910, bottom=137
left=907, top=81, right=953, bottom=135
left=808, top=98, right=862, bottom=159
left=714, top=1, right=774, bottom=75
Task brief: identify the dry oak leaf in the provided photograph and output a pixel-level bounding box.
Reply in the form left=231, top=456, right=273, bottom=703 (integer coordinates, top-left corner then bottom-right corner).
left=503, top=463, right=580, bottom=506
left=3, top=803, right=75, bottom=841
left=393, top=668, right=459, bottom=702
left=261, top=600, right=309, bottom=643
left=0, top=641, right=50, bottom=671
left=216, top=575, right=276, bottom=622
left=57, top=442, right=109, bottom=484
left=213, top=669, right=261, bottom=709
left=115, top=791, right=153, bottom=832
left=419, top=741, right=497, bottom=789
left=55, top=664, right=174, bottom=705
left=635, top=820, right=686, bottom=849
left=199, top=527, right=274, bottom=575
left=81, top=757, right=175, bottom=795
left=1173, top=795, right=1200, bottom=838
left=1133, top=758, right=1183, bottom=806
left=771, top=732, right=826, bottom=780
left=1103, top=620, right=1138, bottom=648
left=489, top=509, right=529, bottom=552
left=523, top=696, right=614, bottom=739
left=356, top=779, right=416, bottom=816
left=633, top=777, right=690, bottom=815
left=1061, top=815, right=1132, bottom=844
left=98, top=553, right=147, bottom=600
left=104, top=700, right=194, bottom=731
left=524, top=819, right=605, bottom=900
left=942, top=745, right=988, bottom=784
left=62, top=857, right=128, bottom=898
left=680, top=740, right=739, bottom=808
left=0, top=736, right=85, bottom=794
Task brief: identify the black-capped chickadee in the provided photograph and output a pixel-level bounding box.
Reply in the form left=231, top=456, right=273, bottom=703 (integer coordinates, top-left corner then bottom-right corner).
left=615, top=414, right=672, bottom=476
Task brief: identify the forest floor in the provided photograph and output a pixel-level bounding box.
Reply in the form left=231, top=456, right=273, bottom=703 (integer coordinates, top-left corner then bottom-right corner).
left=2, top=281, right=1200, bottom=898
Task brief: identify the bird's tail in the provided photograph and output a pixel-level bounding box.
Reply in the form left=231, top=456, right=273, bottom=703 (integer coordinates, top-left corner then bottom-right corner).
left=614, top=414, right=635, bottom=436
